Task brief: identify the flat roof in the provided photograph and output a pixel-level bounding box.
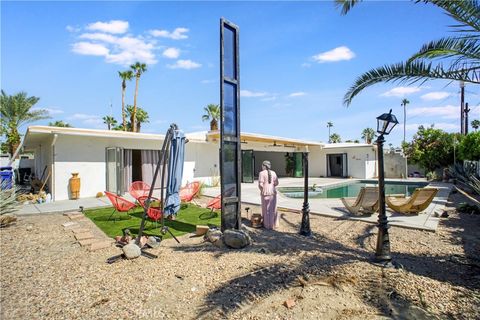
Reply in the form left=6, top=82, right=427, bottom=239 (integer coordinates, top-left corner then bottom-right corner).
left=322, top=142, right=374, bottom=149
left=25, top=126, right=166, bottom=140
left=206, top=130, right=322, bottom=147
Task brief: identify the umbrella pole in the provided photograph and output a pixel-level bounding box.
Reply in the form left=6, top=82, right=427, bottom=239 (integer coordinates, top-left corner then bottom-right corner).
left=136, top=126, right=173, bottom=245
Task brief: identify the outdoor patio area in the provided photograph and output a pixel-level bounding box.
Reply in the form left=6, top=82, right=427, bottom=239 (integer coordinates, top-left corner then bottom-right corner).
left=202, top=177, right=450, bottom=232
left=15, top=177, right=449, bottom=232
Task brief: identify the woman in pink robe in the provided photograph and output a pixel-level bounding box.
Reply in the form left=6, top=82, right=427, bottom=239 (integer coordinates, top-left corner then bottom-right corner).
left=258, top=160, right=279, bottom=230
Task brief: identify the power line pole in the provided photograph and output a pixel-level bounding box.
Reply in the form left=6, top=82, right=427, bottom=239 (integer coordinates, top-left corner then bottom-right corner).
left=465, top=102, right=470, bottom=135
left=460, top=81, right=465, bottom=135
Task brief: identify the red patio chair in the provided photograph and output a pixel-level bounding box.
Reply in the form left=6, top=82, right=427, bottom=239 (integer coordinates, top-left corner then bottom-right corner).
left=104, top=191, right=137, bottom=222
left=137, top=195, right=163, bottom=229
left=179, top=181, right=201, bottom=205
left=129, top=181, right=151, bottom=200
left=206, top=187, right=235, bottom=212
left=206, top=194, right=221, bottom=211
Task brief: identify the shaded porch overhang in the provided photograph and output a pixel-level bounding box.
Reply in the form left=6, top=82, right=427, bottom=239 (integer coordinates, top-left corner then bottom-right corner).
left=206, top=130, right=322, bottom=152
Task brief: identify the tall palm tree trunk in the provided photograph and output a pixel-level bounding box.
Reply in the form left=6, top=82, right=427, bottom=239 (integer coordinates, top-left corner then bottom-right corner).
left=121, top=83, right=126, bottom=131
left=403, top=105, right=406, bottom=144
left=132, top=76, right=139, bottom=132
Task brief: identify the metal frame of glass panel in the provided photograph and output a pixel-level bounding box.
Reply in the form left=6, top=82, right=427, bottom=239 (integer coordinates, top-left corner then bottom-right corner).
left=220, top=18, right=241, bottom=231
left=105, top=147, right=124, bottom=195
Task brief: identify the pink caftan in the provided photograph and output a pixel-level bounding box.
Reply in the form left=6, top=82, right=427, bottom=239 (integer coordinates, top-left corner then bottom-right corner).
left=258, top=169, right=279, bottom=230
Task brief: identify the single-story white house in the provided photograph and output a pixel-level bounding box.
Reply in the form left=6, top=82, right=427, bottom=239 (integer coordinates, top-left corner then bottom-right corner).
left=17, top=126, right=378, bottom=201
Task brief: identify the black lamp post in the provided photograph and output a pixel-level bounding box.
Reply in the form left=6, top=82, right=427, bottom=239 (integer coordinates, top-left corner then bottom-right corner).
left=374, top=109, right=398, bottom=266
left=299, top=151, right=312, bottom=236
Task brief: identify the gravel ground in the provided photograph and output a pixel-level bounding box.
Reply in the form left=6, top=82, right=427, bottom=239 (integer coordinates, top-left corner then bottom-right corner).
left=1, top=192, right=479, bottom=320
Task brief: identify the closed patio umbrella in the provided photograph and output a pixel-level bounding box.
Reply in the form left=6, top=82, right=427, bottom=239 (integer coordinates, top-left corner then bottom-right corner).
left=164, top=129, right=185, bottom=216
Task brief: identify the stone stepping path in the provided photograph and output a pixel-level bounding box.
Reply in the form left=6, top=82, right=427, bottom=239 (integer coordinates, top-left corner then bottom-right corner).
left=62, top=212, right=114, bottom=251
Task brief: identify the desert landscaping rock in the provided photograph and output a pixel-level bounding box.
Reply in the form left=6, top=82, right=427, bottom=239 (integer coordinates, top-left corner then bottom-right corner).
left=206, top=229, right=223, bottom=243
left=122, top=243, right=141, bottom=259
left=223, top=229, right=251, bottom=249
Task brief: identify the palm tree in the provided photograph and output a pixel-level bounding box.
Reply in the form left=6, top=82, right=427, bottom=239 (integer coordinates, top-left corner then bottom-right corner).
left=361, top=127, right=376, bottom=144
left=327, top=121, right=334, bottom=143
left=126, top=105, right=149, bottom=132
left=401, top=98, right=410, bottom=144
left=0, top=90, right=50, bottom=155
left=202, top=104, right=220, bottom=131
left=330, top=133, right=341, bottom=143
left=48, top=120, right=72, bottom=127
left=118, top=70, right=134, bottom=131
left=337, top=0, right=480, bottom=106
left=102, top=116, right=117, bottom=130
left=472, top=119, right=480, bottom=131
left=130, top=62, right=147, bottom=132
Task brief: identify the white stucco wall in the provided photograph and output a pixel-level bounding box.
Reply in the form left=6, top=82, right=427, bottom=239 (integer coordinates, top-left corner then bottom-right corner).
left=183, top=140, right=219, bottom=186
left=312, top=145, right=376, bottom=179
left=53, top=135, right=167, bottom=201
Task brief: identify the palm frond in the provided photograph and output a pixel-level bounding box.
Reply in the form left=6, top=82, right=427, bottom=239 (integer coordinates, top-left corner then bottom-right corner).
left=335, top=0, right=362, bottom=15
left=419, top=0, right=480, bottom=32
left=343, top=61, right=480, bottom=106
left=408, top=37, right=480, bottom=62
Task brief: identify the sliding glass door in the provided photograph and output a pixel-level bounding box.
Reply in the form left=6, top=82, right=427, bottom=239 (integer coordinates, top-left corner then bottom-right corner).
left=106, top=147, right=124, bottom=195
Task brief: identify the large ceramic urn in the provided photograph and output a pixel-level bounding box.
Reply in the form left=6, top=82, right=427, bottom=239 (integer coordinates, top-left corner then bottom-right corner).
left=69, top=173, right=80, bottom=199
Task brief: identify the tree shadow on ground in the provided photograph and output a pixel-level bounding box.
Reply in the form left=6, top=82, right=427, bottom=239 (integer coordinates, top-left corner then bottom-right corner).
left=171, top=204, right=479, bottom=319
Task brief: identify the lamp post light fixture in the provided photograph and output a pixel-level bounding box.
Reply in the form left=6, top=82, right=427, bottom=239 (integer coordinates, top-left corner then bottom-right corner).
left=374, top=109, right=398, bottom=266
left=299, top=151, right=312, bottom=237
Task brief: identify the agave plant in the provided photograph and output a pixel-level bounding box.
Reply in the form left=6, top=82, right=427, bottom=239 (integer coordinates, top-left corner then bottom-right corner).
left=447, top=163, right=480, bottom=195
left=0, top=182, right=19, bottom=227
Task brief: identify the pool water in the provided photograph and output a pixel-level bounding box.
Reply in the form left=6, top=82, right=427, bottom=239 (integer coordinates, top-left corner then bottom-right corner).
left=277, top=181, right=428, bottom=199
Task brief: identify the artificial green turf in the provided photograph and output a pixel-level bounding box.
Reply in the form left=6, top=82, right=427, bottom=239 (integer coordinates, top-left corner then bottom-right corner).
left=84, top=203, right=220, bottom=239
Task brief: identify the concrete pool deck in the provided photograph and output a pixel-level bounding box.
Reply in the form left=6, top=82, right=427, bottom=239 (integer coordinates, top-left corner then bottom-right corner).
left=202, top=177, right=452, bottom=232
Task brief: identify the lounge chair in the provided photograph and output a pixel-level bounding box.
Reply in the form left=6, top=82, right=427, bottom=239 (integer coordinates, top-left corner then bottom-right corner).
left=386, top=187, right=438, bottom=214
left=341, top=187, right=379, bottom=216
left=206, top=187, right=235, bottom=212
left=104, top=191, right=136, bottom=221
left=137, top=195, right=163, bottom=229
left=129, top=181, right=151, bottom=200
left=179, top=181, right=201, bottom=205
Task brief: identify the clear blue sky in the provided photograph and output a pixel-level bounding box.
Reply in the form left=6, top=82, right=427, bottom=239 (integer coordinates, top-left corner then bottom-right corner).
left=2, top=1, right=479, bottom=147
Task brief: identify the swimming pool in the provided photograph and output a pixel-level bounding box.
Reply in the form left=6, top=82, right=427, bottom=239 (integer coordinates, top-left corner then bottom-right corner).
left=277, top=180, right=429, bottom=199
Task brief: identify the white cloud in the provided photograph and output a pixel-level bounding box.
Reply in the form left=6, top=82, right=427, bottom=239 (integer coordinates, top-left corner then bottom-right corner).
left=66, top=25, right=80, bottom=33
left=167, top=59, right=201, bottom=69
left=301, top=63, right=311, bottom=68
left=201, top=79, right=216, bottom=84
left=86, top=20, right=129, bottom=34
left=72, top=42, right=109, bottom=56
left=288, top=92, right=306, bottom=97
left=261, top=97, right=277, bottom=102
left=69, top=113, right=103, bottom=128
left=162, top=47, right=180, bottom=59
left=44, top=108, right=64, bottom=115
left=79, top=32, right=117, bottom=43
left=408, top=105, right=458, bottom=119
left=72, top=32, right=157, bottom=65
left=406, top=122, right=459, bottom=131
left=420, top=91, right=451, bottom=101
left=150, top=27, right=189, bottom=40
left=240, top=90, right=268, bottom=98
left=381, top=86, right=421, bottom=97
left=312, top=46, right=355, bottom=63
